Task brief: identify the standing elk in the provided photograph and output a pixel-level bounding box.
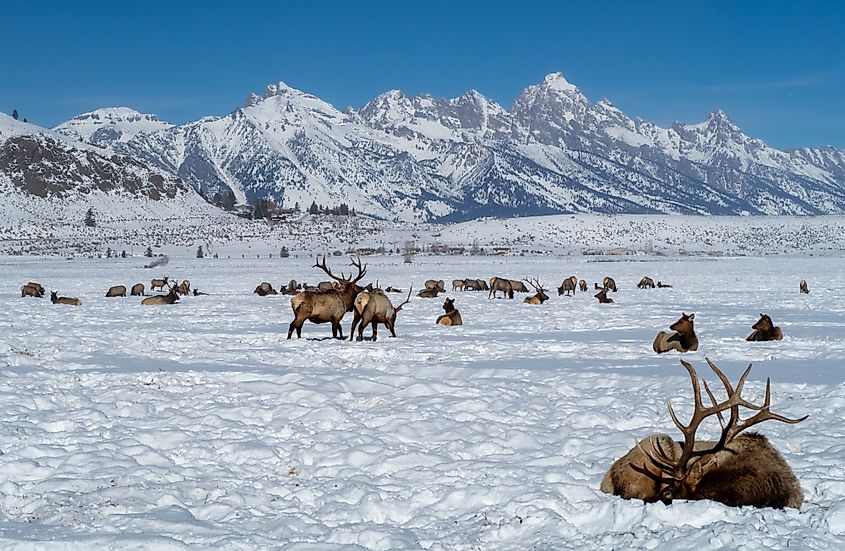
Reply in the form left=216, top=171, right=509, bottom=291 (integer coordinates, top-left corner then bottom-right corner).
left=254, top=282, right=278, bottom=296
left=799, top=280, right=809, bottom=294
left=653, top=313, right=698, bottom=354
left=452, top=279, right=465, bottom=291
left=603, top=277, right=617, bottom=292
left=558, top=276, right=577, bottom=296
left=21, top=284, right=44, bottom=298
left=287, top=256, right=367, bottom=339
left=176, top=279, right=191, bottom=295
left=105, top=285, right=127, bottom=297
left=349, top=287, right=412, bottom=341
left=579, top=279, right=588, bottom=292
left=141, top=285, right=180, bottom=305
left=424, top=280, right=445, bottom=293
left=594, top=288, right=614, bottom=304
left=436, top=297, right=463, bottom=326
left=638, top=277, right=656, bottom=289
left=150, top=277, right=169, bottom=291
left=601, top=358, right=806, bottom=508
left=747, top=314, right=783, bottom=341
left=524, top=278, right=550, bottom=305
left=130, top=283, right=145, bottom=296
left=489, top=277, right=514, bottom=299
left=50, top=291, right=81, bottom=306
left=510, top=280, right=529, bottom=293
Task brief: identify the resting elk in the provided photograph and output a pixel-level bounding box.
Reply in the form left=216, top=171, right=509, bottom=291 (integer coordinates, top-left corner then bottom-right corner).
left=21, top=284, right=44, bottom=298
left=349, top=287, right=412, bottom=341
left=176, top=279, right=191, bottom=295
left=254, top=282, right=278, bottom=296
left=489, top=277, right=514, bottom=299
left=141, top=285, right=180, bottom=305
left=653, top=313, right=698, bottom=354
left=287, top=256, right=367, bottom=339
left=105, top=285, right=127, bottom=297
left=579, top=279, right=588, bottom=292
left=746, top=314, right=783, bottom=342
left=524, top=278, right=550, bottom=305
left=130, top=283, right=145, bottom=296
left=657, top=281, right=673, bottom=288
left=558, top=276, right=577, bottom=296
left=50, top=291, right=81, bottom=306
left=601, top=358, right=806, bottom=508
left=424, top=280, right=445, bottom=293
left=150, top=277, right=169, bottom=291
left=436, top=297, right=463, bottom=326
left=638, top=277, right=656, bottom=289
left=799, top=280, right=809, bottom=294
left=594, top=288, right=614, bottom=304
left=417, top=288, right=441, bottom=298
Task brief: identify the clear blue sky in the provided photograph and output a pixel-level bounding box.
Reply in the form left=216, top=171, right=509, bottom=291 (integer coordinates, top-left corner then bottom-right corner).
left=3, top=0, right=843, bottom=149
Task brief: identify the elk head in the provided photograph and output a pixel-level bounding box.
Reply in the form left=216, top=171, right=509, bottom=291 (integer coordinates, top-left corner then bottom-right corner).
left=752, top=314, right=774, bottom=332
left=313, top=255, right=367, bottom=297
left=670, top=313, right=694, bottom=333
left=442, top=297, right=456, bottom=313
left=524, top=277, right=549, bottom=304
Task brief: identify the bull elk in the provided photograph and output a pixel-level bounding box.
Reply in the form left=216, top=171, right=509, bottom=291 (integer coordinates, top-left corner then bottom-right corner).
left=747, top=314, right=783, bottom=342
left=21, top=283, right=44, bottom=298
left=141, top=285, right=180, bottom=305
left=524, top=278, right=550, bottom=304
left=558, top=276, right=577, bottom=296
left=594, top=288, right=614, bottom=304
left=638, top=277, right=656, bottom=289
left=653, top=313, right=698, bottom=354
left=105, top=285, right=127, bottom=297
left=579, top=279, right=587, bottom=292
left=287, top=256, right=367, bottom=339
left=130, top=283, right=145, bottom=296
left=254, top=282, right=278, bottom=296
left=436, top=297, right=463, bottom=326
left=601, top=358, right=806, bottom=509
left=489, top=277, right=514, bottom=299
left=150, top=277, right=169, bottom=291
left=349, top=287, right=412, bottom=341
left=50, top=291, right=81, bottom=306
left=799, top=280, right=809, bottom=294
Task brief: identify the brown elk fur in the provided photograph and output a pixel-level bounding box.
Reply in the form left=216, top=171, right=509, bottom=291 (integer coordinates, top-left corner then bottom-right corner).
left=603, top=277, right=617, bottom=292
left=452, top=279, right=465, bottom=291
left=638, top=277, right=656, bottom=289
left=254, top=282, right=278, bottom=296
left=594, top=289, right=614, bottom=304
left=436, top=297, right=463, bottom=326
left=193, top=289, right=209, bottom=296
left=425, top=280, right=445, bottom=292
left=558, top=276, right=577, bottom=296
left=524, top=278, right=549, bottom=304
left=150, top=277, right=169, bottom=291
left=176, top=280, right=191, bottom=295
left=50, top=291, right=81, bottom=306
left=105, top=285, right=127, bottom=297
left=21, top=284, right=43, bottom=298
left=417, top=288, right=441, bottom=298
left=799, top=280, right=809, bottom=294
left=510, top=280, right=529, bottom=293
left=130, top=283, right=145, bottom=296
left=747, top=314, right=783, bottom=341
left=141, top=286, right=180, bottom=305
left=489, top=277, right=514, bottom=299
left=349, top=288, right=411, bottom=341
left=653, top=313, right=698, bottom=354
left=579, top=279, right=588, bottom=292
left=601, top=359, right=806, bottom=509
left=287, top=256, right=367, bottom=339
left=657, top=281, right=673, bottom=288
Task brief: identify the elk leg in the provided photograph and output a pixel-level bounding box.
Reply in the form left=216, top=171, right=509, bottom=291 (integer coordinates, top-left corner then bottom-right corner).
left=349, top=312, right=360, bottom=341
left=371, top=321, right=378, bottom=342
left=388, top=320, right=397, bottom=337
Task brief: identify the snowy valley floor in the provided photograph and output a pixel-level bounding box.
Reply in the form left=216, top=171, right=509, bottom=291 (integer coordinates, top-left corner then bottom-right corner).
left=1, top=254, right=845, bottom=549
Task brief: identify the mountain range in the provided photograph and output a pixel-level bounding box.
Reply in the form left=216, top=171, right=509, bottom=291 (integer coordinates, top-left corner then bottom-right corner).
left=4, top=72, right=845, bottom=222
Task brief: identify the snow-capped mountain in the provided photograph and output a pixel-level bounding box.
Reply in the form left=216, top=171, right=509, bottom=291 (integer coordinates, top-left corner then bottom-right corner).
left=49, top=73, right=845, bottom=221
left=54, top=107, right=172, bottom=146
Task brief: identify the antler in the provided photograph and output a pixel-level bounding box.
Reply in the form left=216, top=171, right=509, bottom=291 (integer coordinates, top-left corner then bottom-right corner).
left=644, top=358, right=807, bottom=481
left=313, top=255, right=343, bottom=282
left=525, top=277, right=544, bottom=292
left=348, top=256, right=368, bottom=283
left=395, top=286, right=413, bottom=311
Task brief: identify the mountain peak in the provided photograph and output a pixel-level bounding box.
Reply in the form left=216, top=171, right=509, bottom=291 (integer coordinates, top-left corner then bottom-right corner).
left=543, top=71, right=578, bottom=93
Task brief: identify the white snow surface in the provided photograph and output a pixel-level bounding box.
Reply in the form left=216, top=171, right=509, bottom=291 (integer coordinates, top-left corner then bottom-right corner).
left=1, top=253, right=844, bottom=549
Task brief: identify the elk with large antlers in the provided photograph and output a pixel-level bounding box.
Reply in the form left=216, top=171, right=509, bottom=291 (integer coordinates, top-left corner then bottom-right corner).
left=747, top=314, right=783, bottom=342
left=653, top=313, right=698, bottom=354
left=349, top=287, right=412, bottom=341
left=287, top=256, right=367, bottom=339
left=524, top=278, right=550, bottom=304
left=601, top=358, right=806, bottom=508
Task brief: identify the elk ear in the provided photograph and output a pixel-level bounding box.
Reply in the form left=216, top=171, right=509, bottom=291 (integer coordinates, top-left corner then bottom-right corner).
left=688, top=313, right=695, bottom=320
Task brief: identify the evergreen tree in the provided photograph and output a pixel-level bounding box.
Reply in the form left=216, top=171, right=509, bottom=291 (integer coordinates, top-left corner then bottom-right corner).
left=106, top=247, right=112, bottom=258
left=196, top=245, right=204, bottom=258
left=294, top=201, right=300, bottom=211
left=144, top=246, right=153, bottom=257
left=11, top=109, right=18, bottom=120
left=280, top=246, right=290, bottom=258
left=308, top=201, right=319, bottom=215
left=121, top=250, right=127, bottom=258
left=84, top=207, right=96, bottom=227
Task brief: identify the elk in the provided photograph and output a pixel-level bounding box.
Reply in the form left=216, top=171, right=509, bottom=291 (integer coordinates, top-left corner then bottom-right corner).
left=130, top=283, right=145, bottom=296
left=601, top=358, right=807, bottom=509
left=510, top=279, right=529, bottom=293
left=349, top=287, right=412, bottom=341
left=417, top=287, right=441, bottom=298
left=254, top=282, right=278, bottom=296
left=799, top=280, right=809, bottom=294
left=105, top=285, right=127, bottom=297
left=287, top=256, right=367, bottom=339
left=524, top=278, right=550, bottom=305
left=141, top=285, right=180, bottom=305
left=603, top=276, right=617, bottom=292
left=579, top=279, right=588, bottom=292
left=638, top=277, right=656, bottom=289
left=476, top=279, right=489, bottom=291
left=489, top=277, right=514, bottom=299
left=193, top=289, right=210, bottom=296
left=436, top=297, right=463, bottom=326
left=21, top=284, right=44, bottom=298
left=558, top=275, right=577, bottom=296
left=594, top=288, right=614, bottom=304
left=282, top=280, right=300, bottom=295
left=657, top=281, right=673, bottom=288
left=176, top=279, right=191, bottom=295
left=50, top=291, right=81, bottom=306
left=653, top=313, right=698, bottom=354
left=385, top=286, right=402, bottom=293
left=317, top=281, right=336, bottom=291
left=150, top=277, right=169, bottom=291
left=452, top=279, right=465, bottom=291
left=747, top=314, right=783, bottom=342
left=425, top=279, right=445, bottom=292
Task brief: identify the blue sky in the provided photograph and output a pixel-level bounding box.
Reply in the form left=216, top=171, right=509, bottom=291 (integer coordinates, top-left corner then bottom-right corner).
left=3, top=1, right=843, bottom=149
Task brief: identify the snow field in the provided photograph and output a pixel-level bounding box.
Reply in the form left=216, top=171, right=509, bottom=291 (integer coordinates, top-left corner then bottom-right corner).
left=1, top=254, right=844, bottom=549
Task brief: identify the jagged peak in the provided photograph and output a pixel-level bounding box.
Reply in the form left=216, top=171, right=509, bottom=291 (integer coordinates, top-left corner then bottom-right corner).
left=542, top=71, right=578, bottom=93
left=64, top=107, right=165, bottom=124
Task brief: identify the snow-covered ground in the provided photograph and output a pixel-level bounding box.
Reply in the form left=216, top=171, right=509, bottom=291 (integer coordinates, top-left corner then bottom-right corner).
left=2, top=253, right=844, bottom=549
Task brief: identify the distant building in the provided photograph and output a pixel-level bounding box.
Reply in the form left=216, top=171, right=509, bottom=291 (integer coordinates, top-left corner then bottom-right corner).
left=492, top=246, right=511, bottom=255
left=356, top=247, right=377, bottom=256
left=608, top=247, right=635, bottom=256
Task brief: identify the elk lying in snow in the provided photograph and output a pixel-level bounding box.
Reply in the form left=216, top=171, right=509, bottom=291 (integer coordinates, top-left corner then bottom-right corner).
left=601, top=358, right=807, bottom=508
left=489, top=277, right=514, bottom=299
left=799, top=280, right=809, bottom=294
left=282, top=280, right=300, bottom=295
left=287, top=256, right=367, bottom=339
left=50, top=291, right=81, bottom=306
left=105, top=285, right=127, bottom=297
left=653, top=313, right=698, bottom=354
left=21, top=284, right=44, bottom=298
left=141, top=286, right=180, bottom=305
left=150, top=277, right=169, bottom=291
left=130, top=283, right=145, bottom=296
left=385, top=286, right=402, bottom=293
left=747, top=314, right=783, bottom=341
left=594, top=289, right=614, bottom=304
left=657, top=281, right=673, bottom=288
left=193, top=289, right=209, bottom=296
left=436, top=297, right=463, bottom=326
left=558, top=276, right=577, bottom=296
left=317, top=281, right=336, bottom=291
left=579, top=279, right=588, bottom=292
left=349, top=287, right=412, bottom=341
left=524, top=278, right=550, bottom=304
left=638, top=277, right=656, bottom=289
left=254, top=282, right=278, bottom=296
left=417, top=288, right=441, bottom=298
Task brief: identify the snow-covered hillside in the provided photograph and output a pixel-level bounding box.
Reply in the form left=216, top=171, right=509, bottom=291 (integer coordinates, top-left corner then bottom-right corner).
left=54, top=107, right=172, bottom=146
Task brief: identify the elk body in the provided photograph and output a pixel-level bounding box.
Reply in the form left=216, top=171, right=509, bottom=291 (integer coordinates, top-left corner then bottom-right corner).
left=524, top=278, right=550, bottom=304
left=282, top=280, right=300, bottom=295
left=50, top=291, right=81, bottom=306
left=349, top=288, right=412, bottom=341
left=425, top=280, right=445, bottom=293
left=21, top=284, right=44, bottom=298
left=638, top=277, right=656, bottom=289
left=150, top=277, right=169, bottom=291
left=452, top=279, right=465, bottom=291
left=579, top=279, right=588, bottom=292
left=657, top=281, right=673, bottom=288
left=287, top=256, right=367, bottom=339
left=141, top=286, right=180, bottom=305
left=130, top=283, right=145, bottom=296
left=747, top=314, right=783, bottom=342
left=436, top=297, right=463, bottom=326
left=417, top=288, right=441, bottom=298
left=176, top=280, right=191, bottom=295
left=489, top=277, right=514, bottom=299
left=653, top=313, right=698, bottom=354
left=254, top=282, right=278, bottom=296
left=594, top=289, right=614, bottom=304
left=603, top=277, right=617, bottom=292
left=799, top=280, right=809, bottom=294
left=601, top=358, right=806, bottom=509
left=558, top=276, right=577, bottom=296
left=105, top=285, right=127, bottom=297
left=510, top=280, right=529, bottom=293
